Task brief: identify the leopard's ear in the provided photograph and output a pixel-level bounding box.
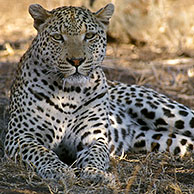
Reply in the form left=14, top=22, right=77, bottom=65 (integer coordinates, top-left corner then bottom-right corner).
left=95, top=3, right=114, bottom=28
left=29, top=4, right=51, bottom=31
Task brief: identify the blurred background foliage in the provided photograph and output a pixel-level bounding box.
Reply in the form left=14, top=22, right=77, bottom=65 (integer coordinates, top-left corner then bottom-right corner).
left=1, top=0, right=194, bottom=52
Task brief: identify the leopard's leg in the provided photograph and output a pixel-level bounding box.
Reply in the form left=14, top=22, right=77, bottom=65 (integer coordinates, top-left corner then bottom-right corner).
left=4, top=121, right=75, bottom=181
left=75, top=137, right=115, bottom=185
left=132, top=128, right=194, bottom=156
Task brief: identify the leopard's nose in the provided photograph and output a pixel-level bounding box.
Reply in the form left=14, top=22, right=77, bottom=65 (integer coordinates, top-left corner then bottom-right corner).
left=66, top=57, right=86, bottom=66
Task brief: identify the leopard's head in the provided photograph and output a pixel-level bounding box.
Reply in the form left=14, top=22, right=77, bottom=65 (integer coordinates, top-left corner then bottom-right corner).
left=29, top=3, right=114, bottom=85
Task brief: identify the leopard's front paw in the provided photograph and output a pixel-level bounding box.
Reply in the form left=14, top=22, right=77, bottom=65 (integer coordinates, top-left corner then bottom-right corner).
left=79, top=166, right=116, bottom=186
left=39, top=165, right=76, bottom=184
left=38, top=166, right=76, bottom=192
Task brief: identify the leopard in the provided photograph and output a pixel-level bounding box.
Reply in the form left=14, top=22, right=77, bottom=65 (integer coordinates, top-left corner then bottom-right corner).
left=4, top=3, right=194, bottom=185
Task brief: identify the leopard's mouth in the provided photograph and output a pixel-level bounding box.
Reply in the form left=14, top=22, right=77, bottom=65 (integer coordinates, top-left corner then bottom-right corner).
left=59, top=66, right=91, bottom=78
left=71, top=72, right=85, bottom=77
left=63, top=71, right=89, bottom=80
left=64, top=66, right=93, bottom=79
left=56, top=64, right=94, bottom=88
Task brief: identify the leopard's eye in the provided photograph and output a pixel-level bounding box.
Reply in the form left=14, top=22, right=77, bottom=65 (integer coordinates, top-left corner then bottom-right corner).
left=51, top=33, right=63, bottom=41
left=85, top=32, right=97, bottom=40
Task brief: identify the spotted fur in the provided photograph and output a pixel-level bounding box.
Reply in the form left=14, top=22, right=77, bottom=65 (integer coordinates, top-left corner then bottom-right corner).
left=4, top=3, right=194, bottom=184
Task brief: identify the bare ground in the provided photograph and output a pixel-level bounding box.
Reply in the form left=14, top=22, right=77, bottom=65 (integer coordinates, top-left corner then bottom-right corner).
left=1, top=1, right=194, bottom=193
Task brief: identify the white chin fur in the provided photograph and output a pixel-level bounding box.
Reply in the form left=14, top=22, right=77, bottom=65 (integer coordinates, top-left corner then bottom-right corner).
left=62, top=75, right=90, bottom=89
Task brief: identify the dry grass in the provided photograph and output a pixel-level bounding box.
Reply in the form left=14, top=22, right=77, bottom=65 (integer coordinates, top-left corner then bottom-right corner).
left=0, top=0, right=194, bottom=193
left=1, top=153, right=194, bottom=193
